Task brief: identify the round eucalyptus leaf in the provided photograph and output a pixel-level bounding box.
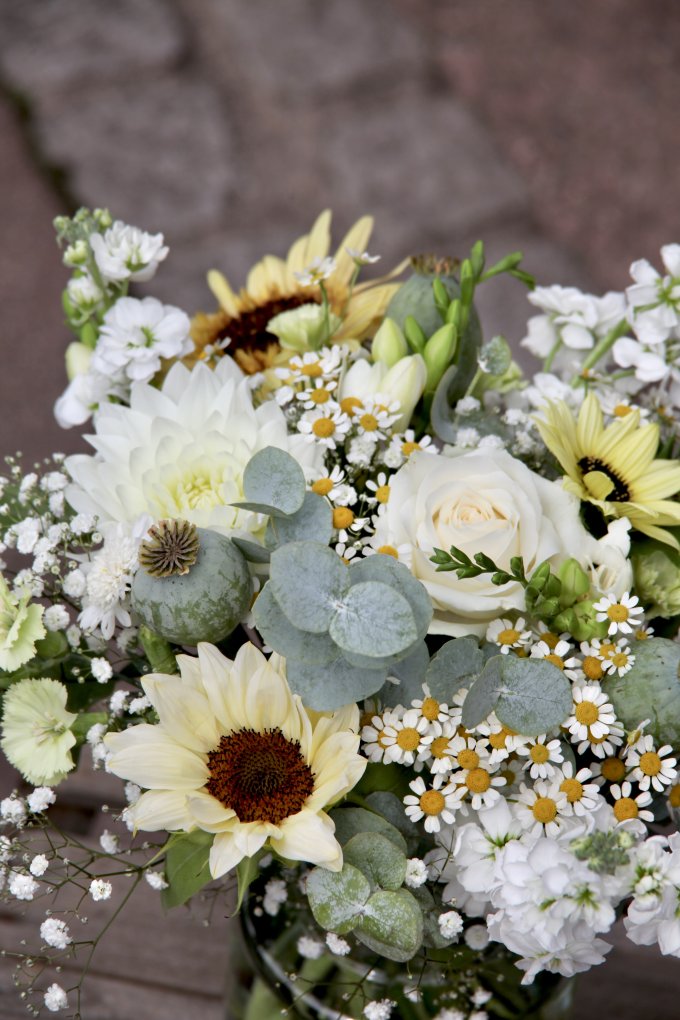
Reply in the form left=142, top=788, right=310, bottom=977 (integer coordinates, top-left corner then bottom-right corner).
left=344, top=832, right=407, bottom=891
left=329, top=582, right=417, bottom=657
left=461, top=656, right=504, bottom=730
left=286, top=654, right=387, bottom=711
left=269, top=542, right=351, bottom=633
left=242, top=446, right=305, bottom=516
left=252, top=584, right=337, bottom=665
left=494, top=655, right=573, bottom=736
left=355, top=889, right=424, bottom=962
left=306, top=863, right=371, bottom=934
left=330, top=806, right=407, bottom=854
left=426, top=637, right=484, bottom=702
left=265, top=492, right=333, bottom=549
left=349, top=554, right=433, bottom=639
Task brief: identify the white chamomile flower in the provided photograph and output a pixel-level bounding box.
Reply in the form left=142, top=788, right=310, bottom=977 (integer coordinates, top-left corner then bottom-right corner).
left=625, top=735, right=678, bottom=793
left=516, top=734, right=564, bottom=780
left=514, top=779, right=572, bottom=838
left=363, top=540, right=413, bottom=567
left=381, top=709, right=429, bottom=765
left=486, top=617, right=531, bottom=654
left=298, top=407, right=351, bottom=450
left=474, top=715, right=528, bottom=762
left=411, top=685, right=450, bottom=728
left=389, top=429, right=436, bottom=463
left=601, top=639, right=635, bottom=677
left=294, top=256, right=337, bottom=287
left=593, top=592, right=644, bottom=636
left=418, top=719, right=459, bottom=775
left=334, top=540, right=363, bottom=562
left=346, top=247, right=381, bottom=265
left=556, top=763, right=602, bottom=816
left=365, top=471, right=392, bottom=510
left=530, top=638, right=582, bottom=680
left=577, top=718, right=625, bottom=759
left=404, top=775, right=465, bottom=833
left=567, top=685, right=617, bottom=742
left=610, top=781, right=654, bottom=824
left=310, top=465, right=346, bottom=501
left=295, top=377, right=338, bottom=410
left=354, top=398, right=399, bottom=440
left=361, top=710, right=402, bottom=763
left=330, top=505, right=369, bottom=544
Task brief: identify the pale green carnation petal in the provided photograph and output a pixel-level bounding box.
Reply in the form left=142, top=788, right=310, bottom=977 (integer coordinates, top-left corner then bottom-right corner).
left=1, top=678, right=77, bottom=786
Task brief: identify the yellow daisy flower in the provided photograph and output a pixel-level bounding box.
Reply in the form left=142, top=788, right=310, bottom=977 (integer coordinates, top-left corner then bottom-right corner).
left=535, top=393, right=680, bottom=545
left=189, top=210, right=404, bottom=374
left=104, top=643, right=366, bottom=879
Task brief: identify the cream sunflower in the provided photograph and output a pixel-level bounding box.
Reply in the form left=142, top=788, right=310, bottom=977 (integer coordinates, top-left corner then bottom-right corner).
left=189, top=211, right=403, bottom=374
left=535, top=393, right=680, bottom=545
left=104, top=643, right=366, bottom=878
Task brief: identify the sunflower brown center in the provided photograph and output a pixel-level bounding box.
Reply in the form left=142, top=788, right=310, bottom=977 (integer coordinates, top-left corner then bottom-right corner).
left=206, top=727, right=314, bottom=824
left=577, top=456, right=631, bottom=502
left=214, top=294, right=315, bottom=371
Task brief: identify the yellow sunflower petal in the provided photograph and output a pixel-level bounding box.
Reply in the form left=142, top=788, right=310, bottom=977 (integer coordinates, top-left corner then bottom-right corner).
left=207, top=270, right=240, bottom=317
left=333, top=215, right=374, bottom=286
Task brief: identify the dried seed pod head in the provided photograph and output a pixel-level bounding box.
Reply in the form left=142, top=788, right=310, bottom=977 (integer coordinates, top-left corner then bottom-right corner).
left=138, top=519, right=200, bottom=577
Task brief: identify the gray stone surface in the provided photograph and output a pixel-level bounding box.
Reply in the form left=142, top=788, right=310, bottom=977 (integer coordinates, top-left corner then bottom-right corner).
left=35, top=74, right=234, bottom=235
left=0, top=0, right=184, bottom=95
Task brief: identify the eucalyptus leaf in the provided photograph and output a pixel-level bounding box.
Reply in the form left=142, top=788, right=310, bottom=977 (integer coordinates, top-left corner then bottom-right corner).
left=286, top=653, right=387, bottom=711
left=344, top=832, right=407, bottom=892
left=306, top=862, right=371, bottom=934
left=379, top=641, right=430, bottom=707
left=231, top=538, right=271, bottom=564
left=161, top=830, right=213, bottom=909
left=355, top=889, right=423, bottom=962
left=330, top=806, right=407, bottom=853
left=493, top=655, right=573, bottom=736
left=478, top=334, right=512, bottom=376
left=461, top=656, right=505, bottom=730
left=265, top=492, right=333, bottom=549
left=349, top=554, right=433, bottom=639
left=269, top=542, right=351, bottom=633
left=364, top=792, right=418, bottom=852
left=426, top=637, right=483, bottom=702
left=329, top=582, right=417, bottom=658
left=242, top=446, right=305, bottom=516
left=252, top=584, right=337, bottom=665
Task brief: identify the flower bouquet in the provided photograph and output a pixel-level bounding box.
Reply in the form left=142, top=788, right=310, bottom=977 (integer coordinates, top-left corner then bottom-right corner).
left=2, top=208, right=680, bottom=1020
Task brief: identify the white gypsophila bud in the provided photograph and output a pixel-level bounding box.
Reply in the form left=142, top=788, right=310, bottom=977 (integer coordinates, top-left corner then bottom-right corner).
left=27, top=787, right=56, bottom=814
left=8, top=871, right=38, bottom=900
left=43, top=605, right=70, bottom=632
left=99, top=830, right=119, bottom=854
left=325, top=932, right=351, bottom=956
left=40, top=917, right=72, bottom=950
left=404, top=858, right=429, bottom=888
left=91, top=657, right=113, bottom=683
left=438, top=910, right=464, bottom=939
left=297, top=936, right=325, bottom=959
left=89, top=879, right=113, bottom=901
left=1, top=796, right=27, bottom=827
left=44, top=983, right=68, bottom=1012
left=30, top=854, right=49, bottom=877
left=464, top=924, right=490, bottom=950
left=145, top=870, right=168, bottom=891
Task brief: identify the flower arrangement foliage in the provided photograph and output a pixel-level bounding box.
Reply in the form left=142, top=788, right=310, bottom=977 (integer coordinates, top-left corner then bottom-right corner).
left=2, top=208, right=680, bottom=1018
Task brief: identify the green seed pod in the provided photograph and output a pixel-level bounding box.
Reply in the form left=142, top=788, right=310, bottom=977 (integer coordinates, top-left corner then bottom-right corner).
left=131, top=527, right=253, bottom=646
left=607, top=638, right=680, bottom=747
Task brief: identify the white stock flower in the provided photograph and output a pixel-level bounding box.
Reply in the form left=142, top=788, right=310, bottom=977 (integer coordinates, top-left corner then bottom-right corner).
left=65, top=359, right=322, bottom=538
left=54, top=371, right=121, bottom=429
left=626, top=245, right=680, bottom=345
left=89, top=220, right=168, bottom=283
left=105, top=643, right=365, bottom=879
left=371, top=447, right=592, bottom=636
left=522, top=286, right=626, bottom=358
left=92, top=297, right=193, bottom=383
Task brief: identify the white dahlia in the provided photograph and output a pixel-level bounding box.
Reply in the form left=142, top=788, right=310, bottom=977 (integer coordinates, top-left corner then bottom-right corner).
left=64, top=359, right=323, bottom=537
left=105, top=643, right=366, bottom=877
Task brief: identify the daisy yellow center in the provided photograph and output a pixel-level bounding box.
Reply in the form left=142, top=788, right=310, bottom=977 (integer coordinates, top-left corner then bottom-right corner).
left=560, top=778, right=584, bottom=803
left=545, top=653, right=565, bottom=670
left=375, top=484, right=391, bottom=504
left=340, top=396, right=363, bottom=416
left=420, top=790, right=445, bottom=815
left=420, top=697, right=441, bottom=721
left=377, top=545, right=398, bottom=558
left=611, top=652, right=630, bottom=669
left=575, top=702, right=599, bottom=726
left=457, top=749, right=480, bottom=770
left=402, top=441, right=420, bottom=456
left=397, top=727, right=421, bottom=752
left=489, top=726, right=515, bottom=750
left=431, top=736, right=451, bottom=759
left=313, top=418, right=336, bottom=439
left=333, top=507, right=355, bottom=530
left=206, top=727, right=314, bottom=825
left=530, top=744, right=550, bottom=764
left=541, top=632, right=560, bottom=650
left=639, top=751, right=663, bottom=777
left=466, top=768, right=491, bottom=794
left=613, top=404, right=633, bottom=417
left=607, top=604, right=629, bottom=623
left=360, top=413, right=379, bottom=432
left=636, top=629, right=650, bottom=641
left=301, top=363, right=323, bottom=378
left=532, top=797, right=557, bottom=823
left=601, top=757, right=626, bottom=782
left=669, top=784, right=680, bottom=808
left=309, top=388, right=331, bottom=405
left=599, top=643, right=616, bottom=659
left=498, top=628, right=520, bottom=646
left=312, top=478, right=334, bottom=496
left=613, top=797, right=638, bottom=821
left=582, top=656, right=604, bottom=681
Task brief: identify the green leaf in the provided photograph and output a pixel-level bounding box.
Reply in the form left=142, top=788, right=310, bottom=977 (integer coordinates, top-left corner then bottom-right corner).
left=426, top=637, right=484, bottom=702
left=363, top=792, right=419, bottom=853
left=265, top=492, right=333, bottom=549
left=285, top=653, right=387, bottom=711
left=380, top=641, right=430, bottom=706
left=462, top=654, right=573, bottom=735
left=231, top=538, right=271, bottom=564
left=139, top=626, right=177, bottom=674
left=242, top=446, right=305, bottom=516
left=461, top=656, right=505, bottom=729
left=161, top=830, right=213, bottom=909
left=306, top=862, right=371, bottom=934
left=329, top=582, right=417, bottom=658
left=344, top=832, right=407, bottom=891
left=235, top=850, right=265, bottom=913
left=252, top=584, right=338, bottom=665
left=330, top=806, right=407, bottom=853
left=349, top=555, right=433, bottom=639
left=355, top=889, right=423, bottom=962
left=269, top=541, right=351, bottom=633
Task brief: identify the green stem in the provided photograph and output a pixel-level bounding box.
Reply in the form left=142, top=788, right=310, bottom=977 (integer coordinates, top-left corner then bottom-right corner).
left=543, top=336, right=562, bottom=373
left=570, top=317, right=629, bottom=384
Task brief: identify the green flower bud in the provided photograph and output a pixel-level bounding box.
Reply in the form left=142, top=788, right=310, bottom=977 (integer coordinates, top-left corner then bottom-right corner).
left=267, top=303, right=342, bottom=353
left=557, top=558, right=591, bottom=607
left=423, top=323, right=457, bottom=392
left=371, top=317, right=408, bottom=367
left=65, top=342, right=93, bottom=380
left=632, top=544, right=680, bottom=618
left=63, top=239, right=89, bottom=268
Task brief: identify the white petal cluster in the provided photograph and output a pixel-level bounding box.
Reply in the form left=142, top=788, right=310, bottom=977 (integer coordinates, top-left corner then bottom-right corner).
left=92, top=297, right=193, bottom=384
left=89, top=220, right=168, bottom=283
left=521, top=285, right=626, bottom=359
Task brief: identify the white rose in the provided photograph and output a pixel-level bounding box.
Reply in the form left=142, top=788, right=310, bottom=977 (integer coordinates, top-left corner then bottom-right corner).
left=371, top=448, right=592, bottom=636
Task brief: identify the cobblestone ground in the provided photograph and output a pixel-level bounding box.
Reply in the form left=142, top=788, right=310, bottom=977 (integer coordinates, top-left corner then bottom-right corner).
left=0, top=1, right=679, bottom=1016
